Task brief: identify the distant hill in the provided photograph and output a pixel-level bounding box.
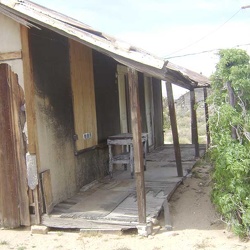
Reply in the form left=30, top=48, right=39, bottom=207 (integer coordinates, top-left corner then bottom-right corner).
left=164, top=88, right=207, bottom=144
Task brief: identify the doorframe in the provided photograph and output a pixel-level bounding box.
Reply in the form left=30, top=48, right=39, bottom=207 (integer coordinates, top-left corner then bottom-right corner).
left=144, top=75, right=155, bottom=149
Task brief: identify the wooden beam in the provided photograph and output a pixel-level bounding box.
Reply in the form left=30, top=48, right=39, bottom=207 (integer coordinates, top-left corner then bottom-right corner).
left=0, top=51, right=22, bottom=61
left=190, top=89, right=199, bottom=158
left=128, top=67, right=146, bottom=224
left=20, top=25, right=41, bottom=224
left=203, top=87, right=210, bottom=148
left=20, top=25, right=37, bottom=154
left=166, top=82, right=183, bottom=177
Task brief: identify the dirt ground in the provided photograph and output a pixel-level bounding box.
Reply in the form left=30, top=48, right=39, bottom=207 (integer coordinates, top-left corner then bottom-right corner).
left=1, top=161, right=250, bottom=250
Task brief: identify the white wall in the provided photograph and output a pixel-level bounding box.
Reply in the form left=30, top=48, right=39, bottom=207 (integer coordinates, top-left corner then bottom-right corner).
left=0, top=13, right=24, bottom=88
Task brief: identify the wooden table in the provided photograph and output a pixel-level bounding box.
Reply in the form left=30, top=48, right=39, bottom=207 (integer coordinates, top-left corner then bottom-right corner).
left=107, top=133, right=148, bottom=178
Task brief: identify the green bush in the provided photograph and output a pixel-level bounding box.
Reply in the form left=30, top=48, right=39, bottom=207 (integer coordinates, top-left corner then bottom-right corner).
left=208, top=48, right=250, bottom=238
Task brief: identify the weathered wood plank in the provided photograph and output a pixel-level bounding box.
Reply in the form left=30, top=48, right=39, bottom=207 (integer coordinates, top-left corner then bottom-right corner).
left=20, top=25, right=37, bottom=154
left=9, top=69, right=30, bottom=226
left=0, top=64, right=20, bottom=228
left=166, top=82, right=183, bottom=177
left=69, top=39, right=97, bottom=151
left=20, top=25, right=41, bottom=224
left=128, top=67, right=146, bottom=224
left=41, top=170, right=54, bottom=214
left=190, top=89, right=199, bottom=157
left=42, top=214, right=133, bottom=229
left=0, top=51, right=22, bottom=61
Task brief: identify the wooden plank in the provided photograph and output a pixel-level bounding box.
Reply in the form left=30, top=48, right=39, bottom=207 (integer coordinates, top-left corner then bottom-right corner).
left=166, top=82, right=183, bottom=177
left=20, top=25, right=41, bottom=224
left=42, top=214, right=132, bottom=229
left=203, top=87, right=210, bottom=148
left=9, top=70, right=30, bottom=226
left=128, top=67, right=146, bottom=224
left=0, top=51, right=22, bottom=61
left=20, top=25, right=37, bottom=154
left=41, top=170, right=54, bottom=214
left=0, top=64, right=20, bottom=228
left=190, top=89, right=199, bottom=157
left=69, top=39, right=97, bottom=151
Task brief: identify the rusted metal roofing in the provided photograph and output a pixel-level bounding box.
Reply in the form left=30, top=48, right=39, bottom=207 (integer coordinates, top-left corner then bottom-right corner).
left=0, top=0, right=210, bottom=89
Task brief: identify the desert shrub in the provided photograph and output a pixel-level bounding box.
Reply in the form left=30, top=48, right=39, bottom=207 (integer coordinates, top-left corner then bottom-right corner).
left=208, top=48, right=250, bottom=238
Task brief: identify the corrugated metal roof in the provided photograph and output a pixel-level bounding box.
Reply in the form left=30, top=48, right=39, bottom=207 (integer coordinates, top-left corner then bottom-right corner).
left=0, top=0, right=210, bottom=89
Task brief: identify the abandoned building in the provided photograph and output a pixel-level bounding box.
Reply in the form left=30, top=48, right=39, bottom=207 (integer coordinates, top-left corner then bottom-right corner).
left=0, top=0, right=210, bottom=233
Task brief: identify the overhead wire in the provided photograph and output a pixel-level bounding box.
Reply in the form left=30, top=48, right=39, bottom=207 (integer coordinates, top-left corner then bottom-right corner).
left=164, top=8, right=243, bottom=59
left=165, top=43, right=250, bottom=59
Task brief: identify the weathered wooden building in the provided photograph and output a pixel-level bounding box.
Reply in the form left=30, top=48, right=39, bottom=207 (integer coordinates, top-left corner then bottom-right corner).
left=0, top=0, right=209, bottom=229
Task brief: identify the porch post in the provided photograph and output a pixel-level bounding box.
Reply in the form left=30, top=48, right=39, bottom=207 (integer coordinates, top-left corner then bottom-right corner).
left=166, top=82, right=183, bottom=177
left=203, top=87, right=210, bottom=148
left=128, top=67, right=146, bottom=224
left=21, top=26, right=41, bottom=224
left=190, top=88, right=199, bottom=158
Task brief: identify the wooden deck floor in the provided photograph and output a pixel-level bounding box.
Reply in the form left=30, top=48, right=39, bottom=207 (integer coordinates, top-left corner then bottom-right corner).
left=42, top=144, right=206, bottom=231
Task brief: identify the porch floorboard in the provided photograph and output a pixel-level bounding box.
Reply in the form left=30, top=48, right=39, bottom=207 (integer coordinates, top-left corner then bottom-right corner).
left=42, top=144, right=206, bottom=231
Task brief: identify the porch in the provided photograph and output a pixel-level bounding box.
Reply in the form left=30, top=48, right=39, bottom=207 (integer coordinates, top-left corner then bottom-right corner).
left=42, top=144, right=206, bottom=231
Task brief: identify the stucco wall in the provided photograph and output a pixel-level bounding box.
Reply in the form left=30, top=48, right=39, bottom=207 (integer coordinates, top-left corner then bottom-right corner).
left=29, top=27, right=108, bottom=204
left=0, top=13, right=24, bottom=88
left=29, top=28, right=77, bottom=204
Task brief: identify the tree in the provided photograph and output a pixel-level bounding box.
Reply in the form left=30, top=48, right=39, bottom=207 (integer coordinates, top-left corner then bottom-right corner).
left=208, top=48, right=250, bottom=238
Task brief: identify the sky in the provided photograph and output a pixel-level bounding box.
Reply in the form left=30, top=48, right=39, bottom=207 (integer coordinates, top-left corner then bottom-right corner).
left=32, top=0, right=250, bottom=97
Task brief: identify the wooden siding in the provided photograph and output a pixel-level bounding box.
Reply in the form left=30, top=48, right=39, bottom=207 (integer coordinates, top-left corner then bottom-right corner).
left=69, top=40, right=97, bottom=151
left=0, top=64, right=30, bottom=227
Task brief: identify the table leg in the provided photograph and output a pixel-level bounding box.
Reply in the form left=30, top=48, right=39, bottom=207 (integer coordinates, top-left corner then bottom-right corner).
left=108, top=144, right=113, bottom=178
left=130, top=144, right=134, bottom=178
left=143, top=141, right=147, bottom=171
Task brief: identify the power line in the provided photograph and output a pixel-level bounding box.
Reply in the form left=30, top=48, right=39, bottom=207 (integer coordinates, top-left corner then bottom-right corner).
left=164, top=8, right=242, bottom=58
left=165, top=43, right=250, bottom=59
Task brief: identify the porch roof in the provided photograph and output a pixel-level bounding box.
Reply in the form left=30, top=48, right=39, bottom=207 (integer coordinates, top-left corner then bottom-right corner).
left=0, top=0, right=210, bottom=90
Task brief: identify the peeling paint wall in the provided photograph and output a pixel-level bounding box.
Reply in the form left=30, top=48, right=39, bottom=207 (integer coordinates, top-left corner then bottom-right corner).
left=29, top=27, right=108, bottom=203
left=0, top=13, right=24, bottom=88
left=29, top=28, right=77, bottom=204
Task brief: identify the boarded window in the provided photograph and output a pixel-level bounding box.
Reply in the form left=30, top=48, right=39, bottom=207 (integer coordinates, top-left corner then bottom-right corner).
left=69, top=40, right=97, bottom=150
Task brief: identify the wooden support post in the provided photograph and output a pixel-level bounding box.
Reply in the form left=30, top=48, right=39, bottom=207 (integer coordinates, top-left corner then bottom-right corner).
left=203, top=87, right=210, bottom=148
left=20, top=25, right=41, bottom=224
left=166, top=82, right=183, bottom=177
left=190, top=88, right=199, bottom=158
left=128, top=68, right=146, bottom=224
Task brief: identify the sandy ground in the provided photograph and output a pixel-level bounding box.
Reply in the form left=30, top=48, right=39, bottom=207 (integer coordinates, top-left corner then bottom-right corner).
left=1, top=161, right=250, bottom=250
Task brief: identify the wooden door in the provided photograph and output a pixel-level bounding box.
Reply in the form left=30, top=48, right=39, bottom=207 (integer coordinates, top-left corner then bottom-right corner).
left=0, top=64, right=30, bottom=228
